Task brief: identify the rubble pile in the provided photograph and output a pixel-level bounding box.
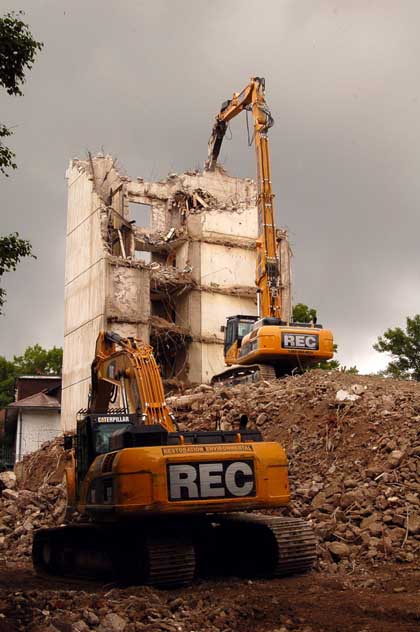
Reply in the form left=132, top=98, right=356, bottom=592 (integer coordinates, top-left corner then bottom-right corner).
left=1, top=371, right=419, bottom=577
left=0, top=481, right=66, bottom=563
left=1, top=583, right=319, bottom=632
left=170, top=370, right=420, bottom=572
left=14, top=437, right=67, bottom=492
left=0, top=438, right=67, bottom=562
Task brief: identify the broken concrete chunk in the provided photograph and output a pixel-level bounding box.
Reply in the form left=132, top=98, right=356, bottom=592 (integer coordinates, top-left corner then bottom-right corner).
left=2, top=488, right=19, bottom=501
left=335, top=389, right=360, bottom=402
left=0, top=471, right=16, bottom=490
left=360, top=513, right=381, bottom=530
left=407, top=512, right=420, bottom=535
left=351, top=384, right=366, bottom=395
left=367, top=522, right=383, bottom=536
left=311, top=491, right=327, bottom=509
left=99, top=612, right=127, bottom=632
left=387, top=450, right=404, bottom=468
left=328, top=541, right=350, bottom=558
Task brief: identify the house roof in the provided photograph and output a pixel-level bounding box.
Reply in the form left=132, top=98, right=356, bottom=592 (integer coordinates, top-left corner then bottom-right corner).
left=7, top=390, right=61, bottom=410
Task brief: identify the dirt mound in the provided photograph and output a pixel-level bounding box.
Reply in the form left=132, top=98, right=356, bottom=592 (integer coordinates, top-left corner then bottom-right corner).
left=170, top=370, right=420, bottom=571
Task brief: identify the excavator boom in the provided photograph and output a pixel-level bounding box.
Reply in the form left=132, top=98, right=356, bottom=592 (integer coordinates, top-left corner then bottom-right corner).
left=207, top=76, right=280, bottom=318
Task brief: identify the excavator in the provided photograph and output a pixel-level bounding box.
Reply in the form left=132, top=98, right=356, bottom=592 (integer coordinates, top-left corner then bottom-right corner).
left=32, top=330, right=316, bottom=587
left=206, top=77, right=334, bottom=384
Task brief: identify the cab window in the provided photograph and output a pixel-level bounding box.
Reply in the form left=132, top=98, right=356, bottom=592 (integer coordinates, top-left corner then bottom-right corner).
left=237, top=321, right=254, bottom=339
left=94, top=423, right=130, bottom=454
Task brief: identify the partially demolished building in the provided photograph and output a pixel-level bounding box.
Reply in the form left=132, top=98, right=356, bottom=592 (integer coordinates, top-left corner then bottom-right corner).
left=62, top=155, right=292, bottom=430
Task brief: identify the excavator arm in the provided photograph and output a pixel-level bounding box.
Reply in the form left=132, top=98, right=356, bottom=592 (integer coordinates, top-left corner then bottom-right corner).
left=89, top=331, right=175, bottom=431
left=206, top=77, right=280, bottom=318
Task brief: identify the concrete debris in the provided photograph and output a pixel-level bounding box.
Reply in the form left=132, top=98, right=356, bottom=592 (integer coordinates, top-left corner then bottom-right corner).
left=335, top=389, right=360, bottom=402
left=0, top=471, right=16, bottom=490
left=0, top=371, right=418, bottom=629
left=0, top=578, right=331, bottom=632
left=149, top=265, right=196, bottom=295
left=0, top=481, right=67, bottom=562
left=173, top=370, right=420, bottom=572
left=14, top=437, right=67, bottom=491
left=2, top=370, right=417, bottom=578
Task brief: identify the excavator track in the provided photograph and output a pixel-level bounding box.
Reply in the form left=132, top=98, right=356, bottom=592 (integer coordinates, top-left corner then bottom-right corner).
left=145, top=537, right=195, bottom=587
left=33, top=514, right=315, bottom=586
left=33, top=524, right=196, bottom=589
left=201, top=513, right=317, bottom=578
left=211, top=363, right=277, bottom=386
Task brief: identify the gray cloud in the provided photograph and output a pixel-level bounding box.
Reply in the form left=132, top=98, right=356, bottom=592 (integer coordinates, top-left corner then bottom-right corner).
left=1, top=0, right=420, bottom=373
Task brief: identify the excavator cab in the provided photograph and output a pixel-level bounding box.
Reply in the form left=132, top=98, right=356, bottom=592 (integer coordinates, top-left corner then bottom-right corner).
left=74, top=412, right=133, bottom=498
left=224, top=315, right=258, bottom=355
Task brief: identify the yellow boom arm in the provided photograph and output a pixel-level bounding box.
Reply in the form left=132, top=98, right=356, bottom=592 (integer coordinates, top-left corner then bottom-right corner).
left=206, top=77, right=281, bottom=318
left=89, top=331, right=175, bottom=431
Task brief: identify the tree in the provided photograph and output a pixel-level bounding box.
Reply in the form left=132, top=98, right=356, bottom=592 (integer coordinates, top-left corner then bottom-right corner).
left=0, top=11, right=43, bottom=175
left=0, top=344, right=62, bottom=408
left=374, top=315, right=420, bottom=380
left=0, top=232, right=35, bottom=314
left=292, top=303, right=317, bottom=324
left=0, top=13, right=41, bottom=309
left=13, top=344, right=63, bottom=376
left=0, top=356, right=17, bottom=408
left=292, top=303, right=358, bottom=372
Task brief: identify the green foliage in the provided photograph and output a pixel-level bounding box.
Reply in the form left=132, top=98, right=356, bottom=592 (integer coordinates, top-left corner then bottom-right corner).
left=0, top=356, right=16, bottom=408
left=13, top=344, right=63, bottom=376
left=0, top=232, right=35, bottom=314
left=292, top=303, right=317, bottom=323
left=0, top=11, right=43, bottom=96
left=292, top=304, right=359, bottom=374
left=312, top=343, right=350, bottom=371
left=341, top=365, right=359, bottom=374
left=0, top=345, right=62, bottom=408
left=0, top=124, right=16, bottom=175
left=316, top=356, right=340, bottom=371
left=374, top=315, right=420, bottom=380
left=0, top=11, right=43, bottom=175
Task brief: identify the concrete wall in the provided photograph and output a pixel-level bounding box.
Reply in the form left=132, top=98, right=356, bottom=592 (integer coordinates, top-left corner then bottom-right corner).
left=62, top=162, right=108, bottom=431
left=200, top=243, right=255, bottom=287
left=62, top=159, right=150, bottom=431
left=201, top=206, right=258, bottom=240
left=106, top=262, right=150, bottom=341
left=15, top=410, right=61, bottom=462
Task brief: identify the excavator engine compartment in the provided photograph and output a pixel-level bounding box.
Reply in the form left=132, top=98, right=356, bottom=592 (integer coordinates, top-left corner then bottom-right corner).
left=73, top=411, right=290, bottom=514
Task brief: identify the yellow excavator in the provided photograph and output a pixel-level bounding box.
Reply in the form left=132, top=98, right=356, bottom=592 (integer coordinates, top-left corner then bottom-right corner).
left=207, top=77, right=334, bottom=384
left=33, top=331, right=316, bottom=587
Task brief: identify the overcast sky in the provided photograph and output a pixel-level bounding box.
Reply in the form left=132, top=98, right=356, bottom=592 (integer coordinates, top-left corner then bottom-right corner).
left=1, top=0, right=419, bottom=374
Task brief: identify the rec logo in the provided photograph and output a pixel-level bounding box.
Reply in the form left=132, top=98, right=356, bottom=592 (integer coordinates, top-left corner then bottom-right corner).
left=167, top=460, right=256, bottom=501
left=281, top=333, right=319, bottom=351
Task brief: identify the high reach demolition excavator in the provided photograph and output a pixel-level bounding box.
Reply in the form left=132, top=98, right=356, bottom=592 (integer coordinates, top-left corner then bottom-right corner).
left=206, top=77, right=334, bottom=383
left=33, top=331, right=316, bottom=587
